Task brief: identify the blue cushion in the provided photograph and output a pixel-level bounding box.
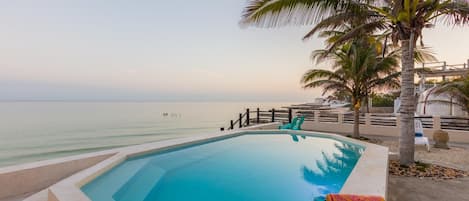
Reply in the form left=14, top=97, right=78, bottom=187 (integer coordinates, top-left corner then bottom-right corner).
left=415, top=132, right=423, bottom=137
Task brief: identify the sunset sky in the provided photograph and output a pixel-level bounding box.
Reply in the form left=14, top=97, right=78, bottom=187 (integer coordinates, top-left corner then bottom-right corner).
left=1, top=0, right=469, bottom=101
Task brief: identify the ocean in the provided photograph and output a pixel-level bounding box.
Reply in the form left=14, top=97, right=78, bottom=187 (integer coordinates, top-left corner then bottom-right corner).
left=0, top=101, right=294, bottom=167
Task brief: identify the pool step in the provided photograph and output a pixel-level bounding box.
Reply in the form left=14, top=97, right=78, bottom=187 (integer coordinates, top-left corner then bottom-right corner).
left=82, top=159, right=148, bottom=201
left=112, top=163, right=166, bottom=201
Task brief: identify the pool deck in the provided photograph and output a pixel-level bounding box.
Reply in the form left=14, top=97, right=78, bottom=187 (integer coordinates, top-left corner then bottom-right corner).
left=388, top=176, right=469, bottom=201
left=1, top=123, right=389, bottom=201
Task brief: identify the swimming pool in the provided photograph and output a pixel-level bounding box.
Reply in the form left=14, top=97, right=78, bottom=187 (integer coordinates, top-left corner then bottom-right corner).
left=82, top=133, right=365, bottom=201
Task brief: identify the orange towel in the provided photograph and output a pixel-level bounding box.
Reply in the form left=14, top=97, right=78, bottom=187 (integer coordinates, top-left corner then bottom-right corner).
left=326, top=194, right=385, bottom=201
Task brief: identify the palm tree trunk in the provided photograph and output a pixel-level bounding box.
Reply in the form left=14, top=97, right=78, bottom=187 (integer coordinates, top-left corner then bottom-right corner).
left=399, top=39, right=416, bottom=165
left=353, top=99, right=360, bottom=138
left=353, top=106, right=360, bottom=138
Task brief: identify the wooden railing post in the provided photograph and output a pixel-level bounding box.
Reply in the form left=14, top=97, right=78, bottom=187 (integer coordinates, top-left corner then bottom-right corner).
left=271, top=108, right=275, bottom=122
left=256, top=108, right=260, bottom=123
left=442, top=61, right=447, bottom=81
left=230, top=120, right=234, bottom=130
left=288, top=108, right=292, bottom=123
left=246, top=109, right=250, bottom=126
left=239, top=113, right=243, bottom=128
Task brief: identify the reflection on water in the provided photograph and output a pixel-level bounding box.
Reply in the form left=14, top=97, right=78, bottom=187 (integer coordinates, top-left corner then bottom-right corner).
left=290, top=134, right=306, bottom=142
left=302, top=142, right=364, bottom=200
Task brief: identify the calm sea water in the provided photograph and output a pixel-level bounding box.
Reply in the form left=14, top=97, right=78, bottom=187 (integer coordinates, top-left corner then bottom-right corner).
left=82, top=134, right=364, bottom=201
left=0, top=102, right=294, bottom=167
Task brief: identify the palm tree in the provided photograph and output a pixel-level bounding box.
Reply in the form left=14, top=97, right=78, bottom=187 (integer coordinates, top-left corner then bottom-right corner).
left=364, top=0, right=469, bottom=165
left=241, top=0, right=469, bottom=165
left=301, top=42, right=400, bottom=138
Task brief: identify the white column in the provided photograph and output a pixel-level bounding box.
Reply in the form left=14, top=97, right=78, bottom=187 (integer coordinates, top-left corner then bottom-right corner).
left=314, top=111, right=320, bottom=123
left=338, top=113, right=344, bottom=124
left=433, top=116, right=441, bottom=130
left=396, top=114, right=401, bottom=129
left=365, top=113, right=371, bottom=126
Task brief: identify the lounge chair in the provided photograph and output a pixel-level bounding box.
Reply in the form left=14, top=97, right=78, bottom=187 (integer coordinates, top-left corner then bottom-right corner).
left=326, top=194, right=385, bottom=201
left=279, top=117, right=299, bottom=129
left=415, top=119, right=430, bottom=151
left=292, top=116, right=305, bottom=130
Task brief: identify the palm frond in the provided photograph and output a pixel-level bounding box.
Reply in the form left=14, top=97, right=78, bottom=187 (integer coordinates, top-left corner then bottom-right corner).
left=240, top=0, right=351, bottom=27
left=436, top=0, right=469, bottom=25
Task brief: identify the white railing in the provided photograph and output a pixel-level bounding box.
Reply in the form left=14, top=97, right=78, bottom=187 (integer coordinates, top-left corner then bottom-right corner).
left=296, top=110, right=469, bottom=131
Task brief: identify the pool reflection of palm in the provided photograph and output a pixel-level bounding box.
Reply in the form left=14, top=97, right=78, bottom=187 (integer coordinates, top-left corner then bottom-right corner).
left=303, top=143, right=364, bottom=200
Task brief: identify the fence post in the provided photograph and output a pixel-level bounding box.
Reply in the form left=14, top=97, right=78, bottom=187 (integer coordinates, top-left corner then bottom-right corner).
left=271, top=108, right=275, bottom=122
left=288, top=108, right=292, bottom=123
left=246, top=109, right=250, bottom=126
left=433, top=116, right=441, bottom=130
left=257, top=108, right=260, bottom=123
left=239, top=113, right=243, bottom=128
left=338, top=112, right=344, bottom=124
left=314, top=111, right=320, bottom=123
left=365, top=113, right=371, bottom=126
left=442, top=61, right=447, bottom=81
left=230, top=120, right=234, bottom=130
left=395, top=114, right=401, bottom=128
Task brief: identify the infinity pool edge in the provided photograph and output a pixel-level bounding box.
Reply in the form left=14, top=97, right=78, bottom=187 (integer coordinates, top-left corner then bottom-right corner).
left=47, top=123, right=389, bottom=201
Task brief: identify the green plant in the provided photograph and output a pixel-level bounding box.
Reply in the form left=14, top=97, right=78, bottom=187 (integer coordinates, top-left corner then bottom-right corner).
left=301, top=42, right=400, bottom=138
left=372, top=94, right=396, bottom=107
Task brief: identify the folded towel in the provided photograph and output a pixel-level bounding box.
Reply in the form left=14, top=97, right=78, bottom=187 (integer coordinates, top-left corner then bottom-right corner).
left=326, top=194, right=385, bottom=201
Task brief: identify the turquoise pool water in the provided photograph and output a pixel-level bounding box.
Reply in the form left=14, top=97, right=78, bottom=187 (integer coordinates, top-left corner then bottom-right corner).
left=82, top=134, right=364, bottom=201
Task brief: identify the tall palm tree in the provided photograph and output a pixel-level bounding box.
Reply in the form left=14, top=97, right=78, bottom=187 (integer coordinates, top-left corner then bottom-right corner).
left=350, top=0, right=469, bottom=165
left=241, top=0, right=469, bottom=165
left=302, top=42, right=400, bottom=137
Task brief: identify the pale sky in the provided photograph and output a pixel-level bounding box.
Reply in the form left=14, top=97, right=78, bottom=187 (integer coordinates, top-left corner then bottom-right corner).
left=1, top=0, right=468, bottom=101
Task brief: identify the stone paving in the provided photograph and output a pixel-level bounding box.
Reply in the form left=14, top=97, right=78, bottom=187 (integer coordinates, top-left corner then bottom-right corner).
left=364, top=134, right=469, bottom=201
left=388, top=176, right=469, bottom=201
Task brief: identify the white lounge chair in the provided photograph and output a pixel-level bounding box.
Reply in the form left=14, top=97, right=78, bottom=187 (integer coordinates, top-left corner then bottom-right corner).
left=415, top=119, right=430, bottom=151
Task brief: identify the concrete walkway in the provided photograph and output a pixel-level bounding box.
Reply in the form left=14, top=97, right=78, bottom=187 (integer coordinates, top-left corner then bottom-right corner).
left=388, top=176, right=469, bottom=201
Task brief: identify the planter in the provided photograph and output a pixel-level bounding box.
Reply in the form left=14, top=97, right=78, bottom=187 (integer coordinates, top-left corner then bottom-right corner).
left=433, top=129, right=449, bottom=149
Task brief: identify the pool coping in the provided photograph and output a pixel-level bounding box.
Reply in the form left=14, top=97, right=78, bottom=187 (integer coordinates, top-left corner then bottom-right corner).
left=47, top=125, right=389, bottom=201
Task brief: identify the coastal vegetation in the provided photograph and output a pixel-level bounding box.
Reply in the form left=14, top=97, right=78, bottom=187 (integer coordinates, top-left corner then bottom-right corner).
left=300, top=42, right=400, bottom=138
left=372, top=94, right=396, bottom=107
left=241, top=0, right=469, bottom=165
